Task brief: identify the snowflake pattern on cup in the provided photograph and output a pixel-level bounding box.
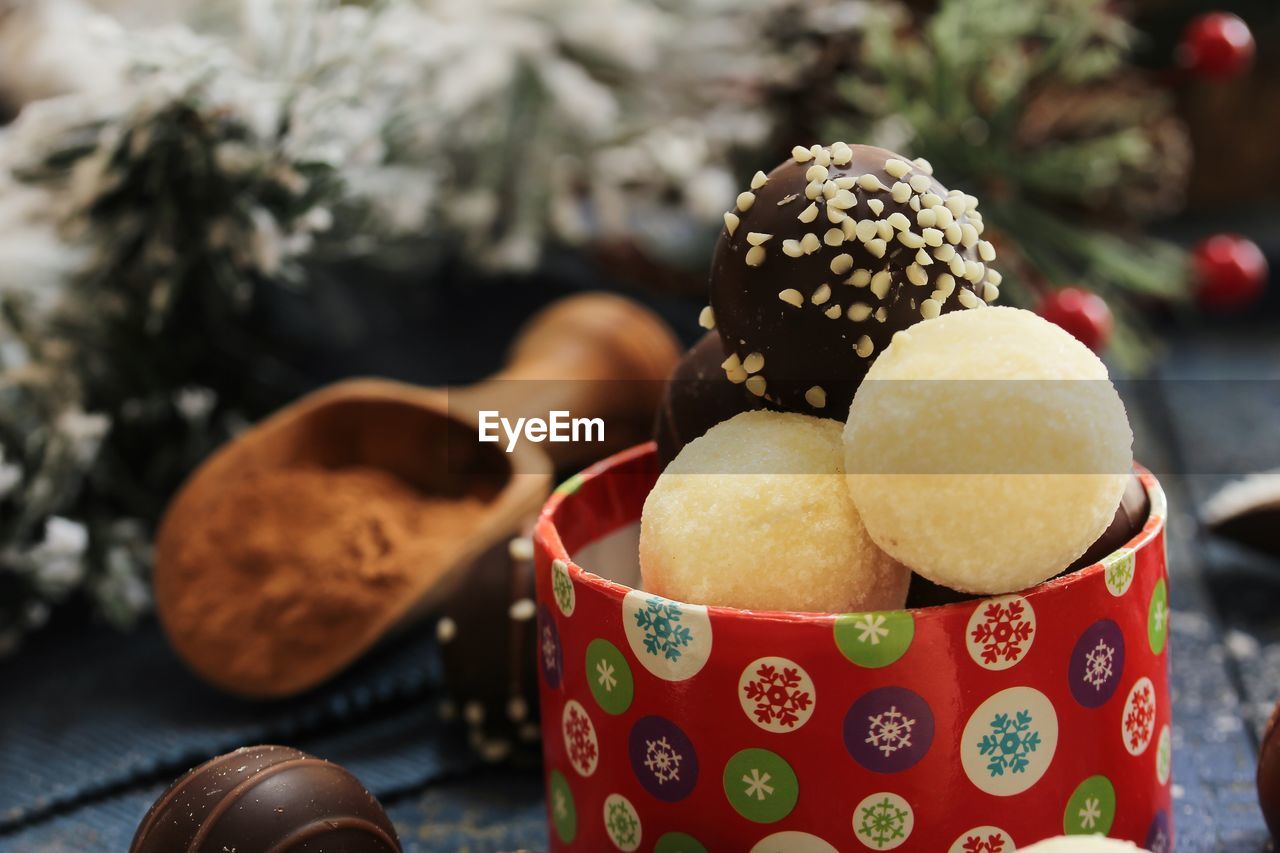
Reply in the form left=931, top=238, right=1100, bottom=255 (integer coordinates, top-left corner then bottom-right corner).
left=961, top=687, right=1059, bottom=796
left=1156, top=724, right=1172, bottom=785
left=853, top=792, right=914, bottom=850
left=628, top=715, right=699, bottom=802
left=1069, top=619, right=1125, bottom=707
left=966, top=596, right=1035, bottom=671
left=738, top=656, right=816, bottom=733
left=749, top=831, right=839, bottom=853
left=1148, top=578, right=1169, bottom=655
left=1103, top=548, right=1136, bottom=596
left=551, top=558, right=575, bottom=616
left=654, top=832, right=707, bottom=853
left=602, top=793, right=642, bottom=852
left=947, top=826, right=1013, bottom=852
left=845, top=686, right=935, bottom=773
left=1122, top=677, right=1157, bottom=756
left=586, top=638, right=634, bottom=715
left=722, top=748, right=798, bottom=824
left=834, top=611, right=914, bottom=668
left=622, top=590, right=712, bottom=681
left=1064, top=774, right=1115, bottom=836
left=538, top=603, right=563, bottom=689
left=548, top=769, right=577, bottom=844
left=562, top=699, right=599, bottom=777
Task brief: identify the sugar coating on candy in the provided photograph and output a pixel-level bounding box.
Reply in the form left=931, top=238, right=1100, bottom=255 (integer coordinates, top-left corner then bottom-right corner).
left=844, top=307, right=1132, bottom=595
left=640, top=411, right=909, bottom=613
left=1019, top=838, right=1148, bottom=853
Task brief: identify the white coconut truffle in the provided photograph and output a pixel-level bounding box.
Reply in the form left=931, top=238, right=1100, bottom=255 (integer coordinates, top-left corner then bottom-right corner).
left=641, top=411, right=909, bottom=613
left=1020, top=837, right=1148, bottom=852
left=844, top=307, right=1132, bottom=594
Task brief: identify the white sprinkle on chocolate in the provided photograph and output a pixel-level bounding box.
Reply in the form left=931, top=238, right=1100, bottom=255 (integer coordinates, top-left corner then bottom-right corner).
left=737, top=191, right=756, bottom=211
left=830, top=253, right=854, bottom=274
left=917, top=209, right=937, bottom=228
left=867, top=198, right=885, bottom=216
left=921, top=193, right=942, bottom=209
left=826, top=205, right=847, bottom=224
left=848, top=302, right=872, bottom=322
left=945, top=196, right=967, bottom=217
left=934, top=273, right=957, bottom=298
left=847, top=268, right=872, bottom=287
left=978, top=240, right=996, bottom=261
left=933, top=242, right=956, bottom=262
left=822, top=180, right=838, bottom=200
left=841, top=218, right=858, bottom=240
left=933, top=206, right=954, bottom=228
left=887, top=212, right=911, bottom=232
left=831, top=142, right=852, bottom=165
left=832, top=189, right=858, bottom=210
left=874, top=306, right=888, bottom=322
left=747, top=232, right=773, bottom=246
left=812, top=146, right=832, bottom=167
left=884, top=158, right=911, bottom=178
left=811, top=283, right=832, bottom=305
left=964, top=260, right=985, bottom=283
left=915, top=248, right=934, bottom=266
left=742, top=352, right=765, bottom=374
left=986, top=269, right=1003, bottom=286
left=909, top=174, right=931, bottom=193
left=745, top=245, right=766, bottom=266
left=751, top=170, right=769, bottom=190
left=858, top=174, right=886, bottom=192
left=948, top=255, right=967, bottom=277
left=866, top=238, right=887, bottom=259
left=745, top=375, right=767, bottom=396
left=899, top=230, right=925, bottom=249
left=805, top=386, right=827, bottom=408
left=778, top=288, right=804, bottom=307
left=805, top=181, right=824, bottom=200
left=855, top=335, right=875, bottom=358
left=805, top=164, right=829, bottom=183
left=834, top=176, right=856, bottom=190
left=824, top=304, right=842, bottom=319
left=870, top=270, right=893, bottom=299
left=782, top=239, right=804, bottom=258
left=776, top=193, right=799, bottom=206
left=798, top=203, right=819, bottom=223
left=944, top=223, right=963, bottom=245
left=800, top=232, right=822, bottom=254
left=792, top=145, right=813, bottom=163
left=891, top=182, right=912, bottom=203
left=960, top=223, right=979, bottom=248
left=958, top=288, right=981, bottom=309
left=921, top=227, right=943, bottom=248
left=854, top=219, right=878, bottom=242
left=723, top=353, right=748, bottom=383
left=723, top=211, right=739, bottom=235
left=876, top=219, right=894, bottom=240
left=824, top=228, right=845, bottom=247
left=921, top=298, right=942, bottom=319
left=913, top=157, right=933, bottom=174
left=983, top=283, right=1000, bottom=303
left=906, top=263, right=928, bottom=286
left=698, top=305, right=715, bottom=329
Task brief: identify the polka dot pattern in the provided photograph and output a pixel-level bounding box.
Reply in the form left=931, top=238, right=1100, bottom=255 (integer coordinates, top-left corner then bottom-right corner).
left=533, top=447, right=1173, bottom=850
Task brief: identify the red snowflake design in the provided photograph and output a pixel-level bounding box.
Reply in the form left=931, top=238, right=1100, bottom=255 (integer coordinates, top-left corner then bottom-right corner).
left=742, top=662, right=812, bottom=729
left=971, top=600, right=1034, bottom=665
left=563, top=704, right=597, bottom=772
left=1125, top=683, right=1156, bottom=751
left=963, top=834, right=1007, bottom=853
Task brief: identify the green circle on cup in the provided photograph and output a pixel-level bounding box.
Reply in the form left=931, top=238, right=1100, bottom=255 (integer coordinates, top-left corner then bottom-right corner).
left=1148, top=578, right=1169, bottom=654
left=654, top=831, right=708, bottom=853
left=1063, top=774, right=1115, bottom=836
left=586, top=638, right=634, bottom=715
left=834, top=610, right=914, bottom=668
left=722, top=748, right=798, bottom=824
left=548, top=770, right=577, bottom=843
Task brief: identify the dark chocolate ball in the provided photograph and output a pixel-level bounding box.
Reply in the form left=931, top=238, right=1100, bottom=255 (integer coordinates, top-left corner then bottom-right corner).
left=435, top=535, right=540, bottom=763
left=653, top=331, right=759, bottom=468
left=130, top=745, right=400, bottom=853
left=710, top=142, right=998, bottom=414
left=1260, top=699, right=1280, bottom=839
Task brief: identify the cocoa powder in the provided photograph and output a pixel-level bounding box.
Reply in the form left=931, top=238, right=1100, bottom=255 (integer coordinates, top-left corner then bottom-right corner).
left=156, top=465, right=487, bottom=696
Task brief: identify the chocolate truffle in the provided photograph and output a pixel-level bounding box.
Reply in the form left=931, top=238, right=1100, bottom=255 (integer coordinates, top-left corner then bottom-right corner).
left=1067, top=472, right=1151, bottom=572
left=1259, top=698, right=1280, bottom=840
left=711, top=142, right=999, bottom=414
left=1202, top=470, right=1280, bottom=558
left=435, top=534, right=540, bottom=762
left=844, top=307, right=1132, bottom=595
left=640, top=410, right=910, bottom=613
left=653, top=331, right=757, bottom=468
left=130, top=745, right=400, bottom=853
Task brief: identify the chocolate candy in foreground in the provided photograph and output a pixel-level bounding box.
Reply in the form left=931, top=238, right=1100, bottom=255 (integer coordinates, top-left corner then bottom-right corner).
left=130, top=745, right=400, bottom=853
left=711, top=142, right=999, bottom=415
left=653, top=331, right=757, bottom=468
left=1067, top=472, right=1151, bottom=572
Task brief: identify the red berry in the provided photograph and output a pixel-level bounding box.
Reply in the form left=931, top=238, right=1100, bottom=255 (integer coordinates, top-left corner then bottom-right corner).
left=1179, top=12, right=1255, bottom=78
left=1037, top=287, right=1113, bottom=352
left=1194, top=234, right=1268, bottom=311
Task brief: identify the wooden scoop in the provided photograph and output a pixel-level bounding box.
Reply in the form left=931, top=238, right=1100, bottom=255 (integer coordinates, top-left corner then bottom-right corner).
left=153, top=292, right=681, bottom=698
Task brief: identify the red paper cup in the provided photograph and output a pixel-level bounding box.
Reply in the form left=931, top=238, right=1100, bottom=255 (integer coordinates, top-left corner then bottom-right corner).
left=533, top=444, right=1171, bottom=852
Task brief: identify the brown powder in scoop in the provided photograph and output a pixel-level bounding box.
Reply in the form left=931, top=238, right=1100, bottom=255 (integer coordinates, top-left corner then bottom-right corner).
left=156, top=466, right=488, bottom=697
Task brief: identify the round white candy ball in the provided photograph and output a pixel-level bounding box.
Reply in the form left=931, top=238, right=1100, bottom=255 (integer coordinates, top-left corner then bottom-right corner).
left=844, top=307, right=1132, bottom=594
left=641, top=410, right=909, bottom=612
left=1019, top=837, right=1148, bottom=852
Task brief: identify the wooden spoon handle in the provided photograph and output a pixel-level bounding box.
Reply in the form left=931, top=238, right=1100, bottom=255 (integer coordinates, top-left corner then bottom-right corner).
left=450, top=293, right=682, bottom=468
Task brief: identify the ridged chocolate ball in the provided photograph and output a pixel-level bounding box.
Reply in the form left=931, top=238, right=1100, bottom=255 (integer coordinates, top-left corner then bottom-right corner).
left=710, top=142, right=999, bottom=414
left=130, top=745, right=400, bottom=853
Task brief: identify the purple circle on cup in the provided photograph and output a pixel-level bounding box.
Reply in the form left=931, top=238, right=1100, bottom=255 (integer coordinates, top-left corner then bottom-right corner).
left=844, top=686, right=934, bottom=773
left=1068, top=618, right=1125, bottom=707
left=537, top=604, right=563, bottom=689
left=629, top=715, right=699, bottom=802
left=1145, top=809, right=1171, bottom=853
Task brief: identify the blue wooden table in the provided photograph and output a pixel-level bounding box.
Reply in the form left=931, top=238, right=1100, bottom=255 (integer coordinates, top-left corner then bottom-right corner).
left=1, top=319, right=1277, bottom=852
